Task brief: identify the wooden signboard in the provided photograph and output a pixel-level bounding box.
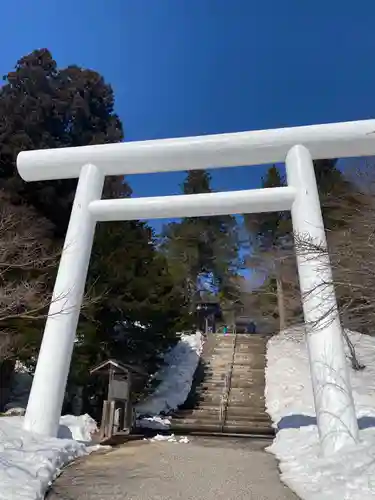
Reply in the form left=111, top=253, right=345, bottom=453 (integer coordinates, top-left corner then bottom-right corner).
left=108, top=377, right=129, bottom=401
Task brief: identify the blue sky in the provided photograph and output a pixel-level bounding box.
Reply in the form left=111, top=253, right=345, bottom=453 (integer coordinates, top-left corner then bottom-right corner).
left=2, top=0, right=375, bottom=236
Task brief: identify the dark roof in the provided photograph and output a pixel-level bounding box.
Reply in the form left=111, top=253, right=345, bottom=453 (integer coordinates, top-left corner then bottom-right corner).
left=235, top=316, right=255, bottom=325
left=89, top=358, right=146, bottom=377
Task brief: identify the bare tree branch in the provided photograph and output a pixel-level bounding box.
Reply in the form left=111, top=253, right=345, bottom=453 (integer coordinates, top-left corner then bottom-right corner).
left=0, top=191, right=100, bottom=362
left=244, top=166, right=375, bottom=370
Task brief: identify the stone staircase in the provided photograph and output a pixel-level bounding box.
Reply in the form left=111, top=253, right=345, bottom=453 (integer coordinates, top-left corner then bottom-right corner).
left=171, top=333, right=274, bottom=435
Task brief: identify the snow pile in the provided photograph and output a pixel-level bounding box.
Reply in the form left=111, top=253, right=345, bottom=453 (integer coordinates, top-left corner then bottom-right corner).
left=137, top=415, right=172, bottom=429
left=4, top=407, right=26, bottom=416
left=136, top=331, right=203, bottom=429
left=0, top=414, right=98, bottom=500
left=266, top=327, right=375, bottom=500
left=58, top=414, right=98, bottom=443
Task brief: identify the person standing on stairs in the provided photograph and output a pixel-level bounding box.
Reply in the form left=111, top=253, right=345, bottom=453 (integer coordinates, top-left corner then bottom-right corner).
left=247, top=321, right=257, bottom=334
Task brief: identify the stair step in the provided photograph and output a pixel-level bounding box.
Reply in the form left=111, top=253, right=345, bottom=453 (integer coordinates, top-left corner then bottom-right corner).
left=197, top=387, right=265, bottom=397
left=199, top=381, right=261, bottom=390
left=229, top=386, right=264, bottom=392
left=171, top=420, right=273, bottom=434
left=179, top=405, right=222, bottom=412
left=235, top=339, right=266, bottom=344
left=171, top=416, right=271, bottom=426
left=209, top=362, right=234, bottom=365
left=229, top=374, right=265, bottom=381
left=204, top=368, right=265, bottom=374
left=176, top=405, right=268, bottom=415
left=209, top=360, right=263, bottom=365
left=233, top=347, right=264, bottom=351
left=197, top=399, right=266, bottom=410
left=207, top=366, right=264, bottom=371
left=197, top=397, right=266, bottom=407
left=226, top=407, right=269, bottom=418
left=233, top=356, right=266, bottom=362
left=231, top=363, right=266, bottom=369
left=175, top=408, right=222, bottom=418
left=183, top=404, right=268, bottom=414
left=173, top=412, right=271, bottom=423
left=224, top=418, right=271, bottom=427
left=199, top=384, right=227, bottom=390
left=224, top=414, right=271, bottom=422
left=223, top=423, right=273, bottom=434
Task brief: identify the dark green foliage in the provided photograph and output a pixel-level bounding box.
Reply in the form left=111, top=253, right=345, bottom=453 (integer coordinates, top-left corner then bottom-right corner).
left=0, top=49, right=191, bottom=401
left=162, top=170, right=241, bottom=308
left=0, top=48, right=123, bottom=235
left=313, top=159, right=361, bottom=231
left=244, top=165, right=291, bottom=250
left=182, top=170, right=211, bottom=194
left=69, top=206, right=191, bottom=392
left=245, top=160, right=360, bottom=254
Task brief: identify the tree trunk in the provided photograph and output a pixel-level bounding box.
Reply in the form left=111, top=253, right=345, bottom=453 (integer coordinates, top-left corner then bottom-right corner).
left=276, top=277, right=286, bottom=331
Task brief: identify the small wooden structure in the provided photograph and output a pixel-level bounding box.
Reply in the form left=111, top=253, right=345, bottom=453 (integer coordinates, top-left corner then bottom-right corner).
left=90, top=359, right=146, bottom=441
left=196, top=302, right=223, bottom=334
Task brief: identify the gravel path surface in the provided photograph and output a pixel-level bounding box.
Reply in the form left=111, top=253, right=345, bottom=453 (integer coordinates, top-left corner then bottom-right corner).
left=47, top=437, right=299, bottom=500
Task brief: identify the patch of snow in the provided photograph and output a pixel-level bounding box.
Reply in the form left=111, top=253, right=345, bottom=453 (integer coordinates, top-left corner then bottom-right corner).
left=148, top=433, right=189, bottom=443
left=0, top=414, right=98, bottom=500
left=265, top=327, right=375, bottom=499
left=58, top=414, right=98, bottom=443
left=135, top=331, right=203, bottom=427
left=137, top=415, right=171, bottom=430
left=4, top=407, right=26, bottom=416
left=179, top=435, right=190, bottom=443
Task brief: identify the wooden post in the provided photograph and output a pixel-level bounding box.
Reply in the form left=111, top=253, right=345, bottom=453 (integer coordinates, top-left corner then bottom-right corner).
left=99, top=400, right=109, bottom=440
left=114, top=404, right=122, bottom=433
left=106, top=401, right=116, bottom=439
left=124, top=371, right=132, bottom=434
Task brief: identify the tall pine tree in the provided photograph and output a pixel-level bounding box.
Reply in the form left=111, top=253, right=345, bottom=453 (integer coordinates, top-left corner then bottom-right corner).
left=0, top=48, right=123, bottom=234
left=162, top=170, right=241, bottom=311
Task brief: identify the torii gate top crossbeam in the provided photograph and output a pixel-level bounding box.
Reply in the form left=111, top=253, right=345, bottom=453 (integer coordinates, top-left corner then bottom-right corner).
left=17, top=119, right=375, bottom=182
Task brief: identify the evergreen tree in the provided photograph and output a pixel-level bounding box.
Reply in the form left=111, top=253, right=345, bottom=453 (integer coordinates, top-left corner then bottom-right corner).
left=0, top=49, right=190, bottom=394
left=162, top=170, right=241, bottom=310
left=0, top=48, right=123, bottom=234
left=70, top=219, right=191, bottom=396
left=313, top=158, right=360, bottom=230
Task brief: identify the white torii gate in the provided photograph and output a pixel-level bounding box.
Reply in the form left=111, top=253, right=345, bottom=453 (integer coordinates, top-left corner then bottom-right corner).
left=17, top=119, right=375, bottom=456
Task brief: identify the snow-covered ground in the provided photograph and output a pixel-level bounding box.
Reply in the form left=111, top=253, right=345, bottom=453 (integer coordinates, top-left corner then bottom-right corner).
left=0, top=330, right=202, bottom=498
left=266, top=327, right=375, bottom=500
left=136, top=331, right=203, bottom=429
left=0, top=413, right=99, bottom=500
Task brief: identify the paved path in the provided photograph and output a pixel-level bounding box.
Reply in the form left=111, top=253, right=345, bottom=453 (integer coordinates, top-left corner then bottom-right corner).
left=47, top=437, right=298, bottom=500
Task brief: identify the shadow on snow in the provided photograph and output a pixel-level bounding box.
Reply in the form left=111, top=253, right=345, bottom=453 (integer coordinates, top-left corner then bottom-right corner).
left=277, top=414, right=375, bottom=431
